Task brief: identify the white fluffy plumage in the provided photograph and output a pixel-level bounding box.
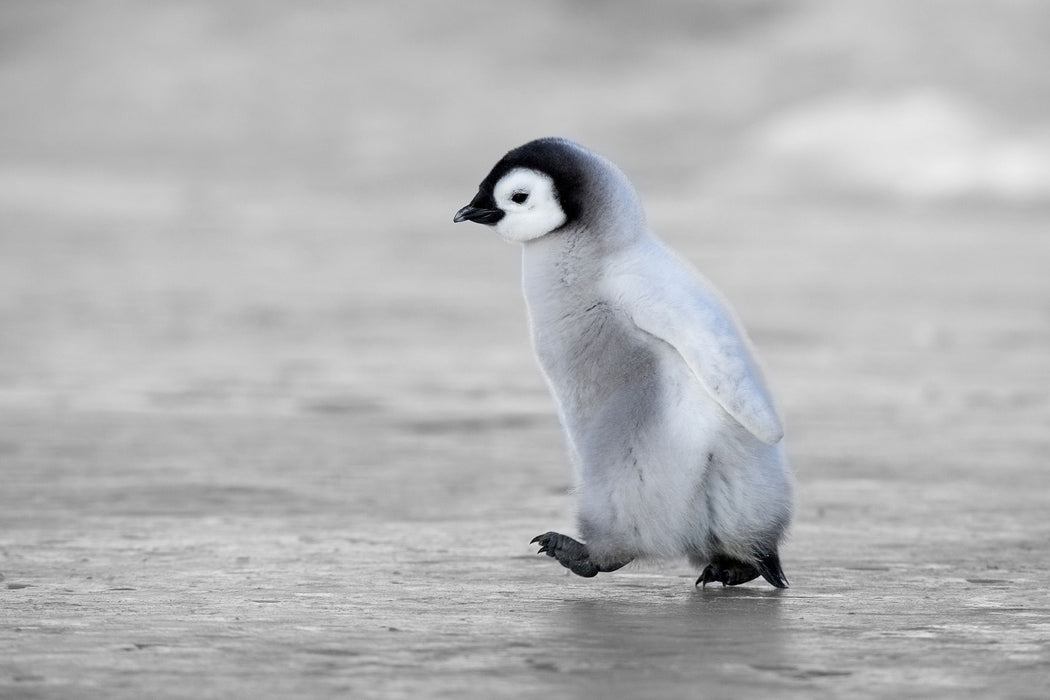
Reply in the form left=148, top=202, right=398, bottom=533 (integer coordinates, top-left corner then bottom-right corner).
left=454, top=137, right=793, bottom=588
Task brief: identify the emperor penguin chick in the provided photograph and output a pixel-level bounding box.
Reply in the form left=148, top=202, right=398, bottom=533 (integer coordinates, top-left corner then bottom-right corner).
left=453, top=137, right=792, bottom=588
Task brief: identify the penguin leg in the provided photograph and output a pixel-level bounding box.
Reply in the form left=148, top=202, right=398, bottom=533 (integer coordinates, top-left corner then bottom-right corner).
left=696, top=551, right=789, bottom=589
left=530, top=532, right=630, bottom=578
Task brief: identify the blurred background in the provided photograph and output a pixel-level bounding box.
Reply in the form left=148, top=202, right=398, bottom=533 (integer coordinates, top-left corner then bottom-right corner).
left=2, top=0, right=1048, bottom=529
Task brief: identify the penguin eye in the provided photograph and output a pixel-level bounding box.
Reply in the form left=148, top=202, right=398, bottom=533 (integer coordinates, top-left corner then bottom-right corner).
left=510, top=191, right=529, bottom=204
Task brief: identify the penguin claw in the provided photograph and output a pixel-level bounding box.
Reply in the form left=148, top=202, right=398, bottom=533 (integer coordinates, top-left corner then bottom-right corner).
left=695, top=566, right=725, bottom=589
left=530, top=531, right=629, bottom=578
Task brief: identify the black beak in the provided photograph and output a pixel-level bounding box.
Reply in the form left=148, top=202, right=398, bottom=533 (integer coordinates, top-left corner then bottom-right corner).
left=453, top=204, right=504, bottom=225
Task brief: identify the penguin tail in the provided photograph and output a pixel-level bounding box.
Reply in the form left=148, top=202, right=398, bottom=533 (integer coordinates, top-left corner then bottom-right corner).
left=755, top=550, right=789, bottom=588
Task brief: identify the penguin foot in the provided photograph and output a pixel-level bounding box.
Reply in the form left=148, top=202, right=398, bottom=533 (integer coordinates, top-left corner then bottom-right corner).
left=530, top=531, right=629, bottom=578
left=696, top=555, right=761, bottom=588
left=696, top=552, right=789, bottom=589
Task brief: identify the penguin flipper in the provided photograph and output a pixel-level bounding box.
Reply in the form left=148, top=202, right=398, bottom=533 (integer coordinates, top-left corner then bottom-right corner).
left=615, top=266, right=784, bottom=446
left=531, top=532, right=629, bottom=577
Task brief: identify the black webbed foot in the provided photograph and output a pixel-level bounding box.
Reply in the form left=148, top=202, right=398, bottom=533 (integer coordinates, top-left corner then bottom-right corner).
left=530, top=532, right=629, bottom=578
left=696, top=554, right=761, bottom=588
left=696, top=552, right=789, bottom=589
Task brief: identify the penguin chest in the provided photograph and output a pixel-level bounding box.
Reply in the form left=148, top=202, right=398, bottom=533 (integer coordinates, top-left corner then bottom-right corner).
left=531, top=302, right=670, bottom=442
left=530, top=294, right=728, bottom=470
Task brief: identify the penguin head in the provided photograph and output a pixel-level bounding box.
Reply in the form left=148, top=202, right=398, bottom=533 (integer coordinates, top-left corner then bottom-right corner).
left=454, top=137, right=592, bottom=243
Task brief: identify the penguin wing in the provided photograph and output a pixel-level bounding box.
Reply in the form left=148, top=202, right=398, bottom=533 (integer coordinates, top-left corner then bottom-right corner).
left=613, top=265, right=784, bottom=445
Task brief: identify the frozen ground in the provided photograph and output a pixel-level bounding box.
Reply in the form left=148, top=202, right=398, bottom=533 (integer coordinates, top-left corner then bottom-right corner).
left=2, top=2, right=1049, bottom=698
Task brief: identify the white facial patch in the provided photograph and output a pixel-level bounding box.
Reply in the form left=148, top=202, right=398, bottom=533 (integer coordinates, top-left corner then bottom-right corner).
left=491, top=168, right=567, bottom=242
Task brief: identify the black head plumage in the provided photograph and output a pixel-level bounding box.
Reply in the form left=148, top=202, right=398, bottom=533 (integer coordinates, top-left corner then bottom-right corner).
left=468, top=137, right=589, bottom=224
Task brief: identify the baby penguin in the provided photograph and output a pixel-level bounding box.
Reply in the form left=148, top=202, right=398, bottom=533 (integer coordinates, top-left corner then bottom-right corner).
left=453, top=138, right=792, bottom=588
